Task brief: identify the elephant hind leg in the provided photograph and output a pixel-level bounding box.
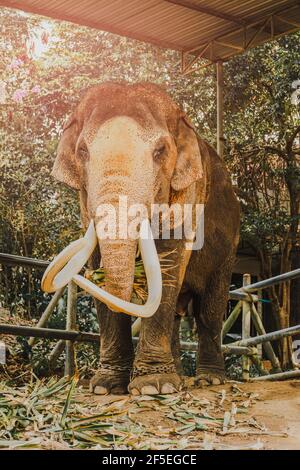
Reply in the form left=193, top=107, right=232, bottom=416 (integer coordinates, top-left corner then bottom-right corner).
left=193, top=254, right=235, bottom=387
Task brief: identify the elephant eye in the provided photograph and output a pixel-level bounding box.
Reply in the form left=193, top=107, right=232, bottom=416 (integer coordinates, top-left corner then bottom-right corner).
left=77, top=142, right=89, bottom=160
left=153, top=144, right=166, bottom=161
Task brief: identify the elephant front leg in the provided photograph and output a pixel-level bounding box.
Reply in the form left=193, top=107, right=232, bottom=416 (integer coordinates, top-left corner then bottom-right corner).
left=90, top=302, right=134, bottom=394
left=129, top=242, right=190, bottom=395
left=194, top=293, right=225, bottom=387
left=129, top=288, right=182, bottom=395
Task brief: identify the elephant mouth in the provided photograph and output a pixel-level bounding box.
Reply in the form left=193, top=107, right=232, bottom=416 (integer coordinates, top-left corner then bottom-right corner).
left=41, top=219, right=162, bottom=318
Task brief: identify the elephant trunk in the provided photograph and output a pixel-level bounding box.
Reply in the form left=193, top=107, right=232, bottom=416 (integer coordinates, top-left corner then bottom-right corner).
left=98, top=238, right=137, bottom=302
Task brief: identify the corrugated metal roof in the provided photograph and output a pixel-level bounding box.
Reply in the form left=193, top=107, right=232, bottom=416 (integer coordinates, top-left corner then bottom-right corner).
left=1, top=0, right=299, bottom=72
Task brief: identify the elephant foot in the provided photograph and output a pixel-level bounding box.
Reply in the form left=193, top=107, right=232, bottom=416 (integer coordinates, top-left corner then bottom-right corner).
left=129, top=372, right=182, bottom=395
left=89, top=366, right=131, bottom=395
left=195, top=369, right=225, bottom=387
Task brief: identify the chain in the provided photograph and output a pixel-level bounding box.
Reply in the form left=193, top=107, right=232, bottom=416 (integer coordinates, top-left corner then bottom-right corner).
left=97, top=362, right=177, bottom=378
left=131, top=363, right=177, bottom=379
left=98, top=362, right=132, bottom=373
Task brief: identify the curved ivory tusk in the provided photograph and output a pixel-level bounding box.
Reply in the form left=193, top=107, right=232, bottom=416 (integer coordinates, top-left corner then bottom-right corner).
left=41, top=220, right=97, bottom=293
left=41, top=219, right=162, bottom=318
left=72, top=219, right=162, bottom=318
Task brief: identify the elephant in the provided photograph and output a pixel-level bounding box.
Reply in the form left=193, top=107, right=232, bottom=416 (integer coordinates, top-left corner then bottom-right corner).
left=52, top=82, right=240, bottom=395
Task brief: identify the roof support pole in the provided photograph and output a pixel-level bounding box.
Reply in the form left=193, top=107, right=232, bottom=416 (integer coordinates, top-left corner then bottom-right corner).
left=216, top=61, right=224, bottom=158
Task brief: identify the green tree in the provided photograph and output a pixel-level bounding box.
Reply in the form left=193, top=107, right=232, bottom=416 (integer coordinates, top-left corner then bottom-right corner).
left=225, top=36, right=300, bottom=367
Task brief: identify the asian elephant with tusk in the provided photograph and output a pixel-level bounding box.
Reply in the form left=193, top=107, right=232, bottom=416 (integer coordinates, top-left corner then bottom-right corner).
left=52, top=82, right=240, bottom=395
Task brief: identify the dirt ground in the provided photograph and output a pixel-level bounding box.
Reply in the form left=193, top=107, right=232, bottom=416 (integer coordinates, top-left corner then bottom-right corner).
left=79, top=379, right=300, bottom=450
left=216, top=380, right=300, bottom=450
left=1, top=319, right=299, bottom=450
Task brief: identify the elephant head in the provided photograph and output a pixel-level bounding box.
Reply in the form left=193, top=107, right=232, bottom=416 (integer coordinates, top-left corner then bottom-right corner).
left=52, top=83, right=203, bottom=313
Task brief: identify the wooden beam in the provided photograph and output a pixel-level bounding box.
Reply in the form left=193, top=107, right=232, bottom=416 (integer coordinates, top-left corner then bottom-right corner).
left=275, top=14, right=300, bottom=29
left=245, top=17, right=270, bottom=49
left=184, top=22, right=300, bottom=69
left=271, top=15, right=275, bottom=39
left=185, top=4, right=300, bottom=55
left=164, top=0, right=246, bottom=26
left=181, top=58, right=213, bottom=75
left=182, top=43, right=210, bottom=74
left=214, top=39, right=244, bottom=52
left=180, top=50, right=185, bottom=73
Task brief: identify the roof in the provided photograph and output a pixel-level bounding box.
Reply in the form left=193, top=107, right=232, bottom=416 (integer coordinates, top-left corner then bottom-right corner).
left=1, top=0, right=300, bottom=73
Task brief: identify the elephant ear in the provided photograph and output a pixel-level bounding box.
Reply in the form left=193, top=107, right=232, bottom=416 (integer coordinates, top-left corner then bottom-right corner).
left=171, top=115, right=203, bottom=191
left=51, top=114, right=81, bottom=190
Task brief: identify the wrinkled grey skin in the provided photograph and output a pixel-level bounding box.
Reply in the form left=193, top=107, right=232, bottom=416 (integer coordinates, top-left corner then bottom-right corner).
left=52, top=82, right=240, bottom=395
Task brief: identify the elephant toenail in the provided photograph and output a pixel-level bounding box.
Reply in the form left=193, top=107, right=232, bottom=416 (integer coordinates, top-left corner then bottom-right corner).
left=141, top=385, right=159, bottom=395
left=212, top=378, right=221, bottom=385
left=199, top=379, right=209, bottom=388
left=111, top=387, right=127, bottom=395
left=161, top=383, right=176, bottom=394
left=94, top=386, right=108, bottom=395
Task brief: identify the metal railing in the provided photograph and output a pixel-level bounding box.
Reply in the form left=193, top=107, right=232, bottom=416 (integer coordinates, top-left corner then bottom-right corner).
left=0, top=252, right=300, bottom=381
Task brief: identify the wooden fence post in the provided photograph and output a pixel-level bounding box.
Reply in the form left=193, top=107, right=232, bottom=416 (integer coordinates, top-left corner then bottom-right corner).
left=64, top=281, right=77, bottom=377
left=242, top=274, right=251, bottom=381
